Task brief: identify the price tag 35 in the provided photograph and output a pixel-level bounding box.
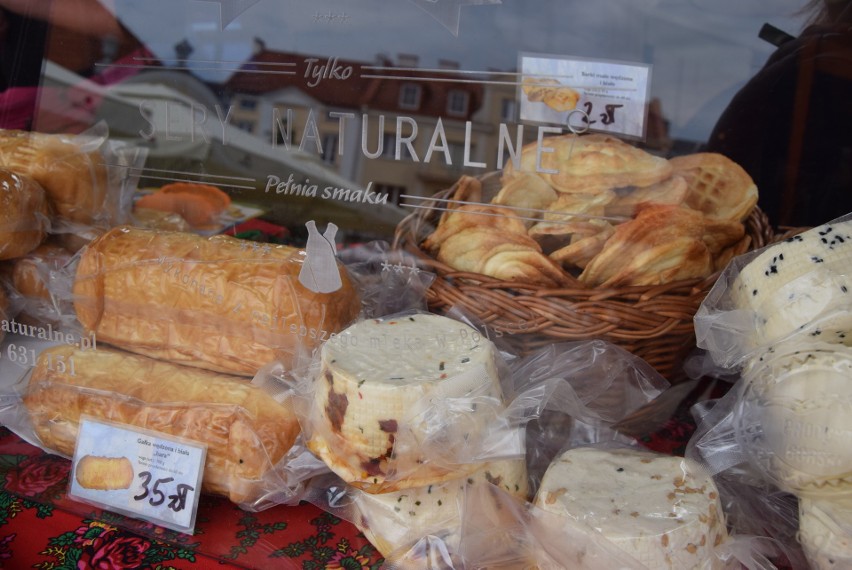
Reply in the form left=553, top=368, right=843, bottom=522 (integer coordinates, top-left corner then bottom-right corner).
left=69, top=418, right=207, bottom=534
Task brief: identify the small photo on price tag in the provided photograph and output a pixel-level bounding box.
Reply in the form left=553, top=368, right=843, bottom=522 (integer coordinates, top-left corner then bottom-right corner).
left=68, top=417, right=206, bottom=534
left=518, top=52, right=651, bottom=140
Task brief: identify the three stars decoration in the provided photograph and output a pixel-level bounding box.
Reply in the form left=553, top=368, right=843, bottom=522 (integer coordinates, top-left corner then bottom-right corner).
left=194, top=0, right=501, bottom=36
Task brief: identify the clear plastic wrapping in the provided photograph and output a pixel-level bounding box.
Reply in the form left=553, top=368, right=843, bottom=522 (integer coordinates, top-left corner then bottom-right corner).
left=71, top=225, right=363, bottom=376
left=0, top=168, right=51, bottom=261
left=695, top=213, right=852, bottom=370
left=0, top=343, right=313, bottom=510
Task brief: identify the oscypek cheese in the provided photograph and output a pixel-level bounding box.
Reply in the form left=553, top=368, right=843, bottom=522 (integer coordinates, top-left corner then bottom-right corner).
left=534, top=447, right=727, bottom=570
left=799, top=497, right=852, bottom=570
left=307, top=313, right=504, bottom=493
left=730, top=218, right=852, bottom=350
left=737, top=343, right=852, bottom=497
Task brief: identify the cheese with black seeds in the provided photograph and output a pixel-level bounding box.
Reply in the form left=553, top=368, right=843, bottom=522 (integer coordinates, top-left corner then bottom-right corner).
left=307, top=314, right=503, bottom=492
left=731, top=220, right=852, bottom=350
left=534, top=448, right=726, bottom=570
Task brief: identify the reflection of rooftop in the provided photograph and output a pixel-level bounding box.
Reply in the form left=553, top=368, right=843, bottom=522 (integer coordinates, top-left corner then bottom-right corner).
left=37, top=62, right=406, bottom=239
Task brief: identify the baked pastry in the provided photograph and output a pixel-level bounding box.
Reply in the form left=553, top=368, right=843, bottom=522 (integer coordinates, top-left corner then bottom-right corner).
left=492, top=172, right=558, bottom=227
left=24, top=345, right=301, bottom=504
left=534, top=447, right=727, bottom=569
left=73, top=226, right=362, bottom=375
left=75, top=455, right=134, bottom=490
left=505, top=134, right=673, bottom=194
left=352, top=459, right=529, bottom=557
left=604, top=175, right=689, bottom=218
left=0, top=129, right=108, bottom=225
left=307, top=314, right=504, bottom=492
left=579, top=204, right=715, bottom=287
left=0, top=169, right=50, bottom=260
left=669, top=153, right=758, bottom=222
left=135, top=182, right=232, bottom=228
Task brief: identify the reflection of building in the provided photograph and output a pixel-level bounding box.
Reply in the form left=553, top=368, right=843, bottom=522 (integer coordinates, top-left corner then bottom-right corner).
left=224, top=47, right=496, bottom=203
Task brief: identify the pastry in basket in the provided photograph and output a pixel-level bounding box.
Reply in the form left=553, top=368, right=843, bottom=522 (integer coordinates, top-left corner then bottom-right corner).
left=549, top=220, right=616, bottom=270
left=528, top=190, right=616, bottom=243
left=24, top=345, right=301, bottom=504
left=505, top=134, right=673, bottom=194
left=436, top=226, right=574, bottom=287
left=73, top=226, right=362, bottom=375
left=436, top=174, right=483, bottom=226
left=0, top=129, right=108, bottom=225
left=669, top=152, right=758, bottom=222
left=492, top=172, right=558, bottom=227
left=0, top=168, right=51, bottom=260
left=579, top=204, right=716, bottom=288
left=422, top=203, right=528, bottom=252
left=604, top=175, right=689, bottom=218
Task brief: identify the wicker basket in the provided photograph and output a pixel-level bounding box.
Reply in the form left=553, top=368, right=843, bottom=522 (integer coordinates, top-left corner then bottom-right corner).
left=393, top=177, right=776, bottom=383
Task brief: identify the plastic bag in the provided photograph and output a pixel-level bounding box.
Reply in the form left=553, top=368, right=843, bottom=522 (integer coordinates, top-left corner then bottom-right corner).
left=0, top=343, right=313, bottom=511
left=695, top=213, right=852, bottom=370
left=0, top=168, right=52, bottom=261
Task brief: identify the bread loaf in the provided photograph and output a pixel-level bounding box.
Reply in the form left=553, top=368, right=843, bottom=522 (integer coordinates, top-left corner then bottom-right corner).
left=24, top=345, right=301, bottom=504
left=0, top=129, right=108, bottom=225
left=73, top=226, right=362, bottom=375
left=0, top=168, right=50, bottom=260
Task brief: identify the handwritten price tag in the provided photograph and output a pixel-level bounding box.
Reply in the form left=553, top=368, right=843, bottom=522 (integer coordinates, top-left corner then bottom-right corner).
left=519, top=53, right=652, bottom=139
left=69, top=418, right=206, bottom=534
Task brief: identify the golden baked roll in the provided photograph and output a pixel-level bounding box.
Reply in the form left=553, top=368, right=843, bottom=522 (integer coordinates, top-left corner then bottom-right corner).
left=504, top=134, right=672, bottom=194
left=0, top=169, right=50, bottom=260
left=73, top=226, right=362, bottom=375
left=10, top=242, right=72, bottom=300
left=0, top=129, right=108, bottom=225
left=669, top=152, right=758, bottom=222
left=75, top=455, right=134, bottom=490
left=579, top=204, right=715, bottom=287
left=24, top=345, right=301, bottom=504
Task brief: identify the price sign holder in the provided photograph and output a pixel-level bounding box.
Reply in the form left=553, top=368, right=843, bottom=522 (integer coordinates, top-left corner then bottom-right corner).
left=518, top=52, right=652, bottom=140
left=68, top=417, right=206, bottom=535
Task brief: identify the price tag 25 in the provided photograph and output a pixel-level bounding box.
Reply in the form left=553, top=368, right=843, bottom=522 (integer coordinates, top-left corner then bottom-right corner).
left=69, top=418, right=206, bottom=534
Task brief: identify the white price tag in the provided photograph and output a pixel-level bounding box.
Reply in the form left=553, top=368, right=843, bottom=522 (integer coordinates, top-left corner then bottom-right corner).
left=519, top=53, right=652, bottom=139
left=68, top=418, right=206, bottom=534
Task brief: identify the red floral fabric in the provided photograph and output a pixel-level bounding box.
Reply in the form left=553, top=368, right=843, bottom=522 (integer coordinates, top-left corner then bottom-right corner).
left=0, top=427, right=383, bottom=569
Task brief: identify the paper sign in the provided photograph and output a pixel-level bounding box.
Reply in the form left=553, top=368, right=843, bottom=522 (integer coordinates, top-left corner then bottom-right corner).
left=519, top=53, right=652, bottom=139
left=69, top=418, right=206, bottom=534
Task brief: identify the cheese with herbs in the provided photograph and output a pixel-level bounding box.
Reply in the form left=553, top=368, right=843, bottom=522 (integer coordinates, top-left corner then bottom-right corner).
left=534, top=447, right=726, bottom=570
left=352, top=459, right=529, bottom=558
left=307, top=313, right=503, bottom=492
left=731, top=220, right=852, bottom=350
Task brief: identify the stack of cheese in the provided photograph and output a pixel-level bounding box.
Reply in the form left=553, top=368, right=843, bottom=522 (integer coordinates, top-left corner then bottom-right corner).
left=305, top=313, right=529, bottom=558
left=711, top=216, right=852, bottom=568
left=533, top=447, right=727, bottom=569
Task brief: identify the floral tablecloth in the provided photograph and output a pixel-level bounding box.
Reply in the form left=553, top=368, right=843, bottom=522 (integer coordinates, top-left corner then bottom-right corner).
left=0, top=427, right=383, bottom=569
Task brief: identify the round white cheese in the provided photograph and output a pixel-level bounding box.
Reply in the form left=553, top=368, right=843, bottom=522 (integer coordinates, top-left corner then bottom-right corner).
left=307, top=313, right=503, bottom=492
left=730, top=220, right=852, bottom=351
left=737, top=344, right=852, bottom=496
left=534, top=447, right=727, bottom=570
left=351, top=459, right=529, bottom=558
left=799, top=497, right=852, bottom=570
